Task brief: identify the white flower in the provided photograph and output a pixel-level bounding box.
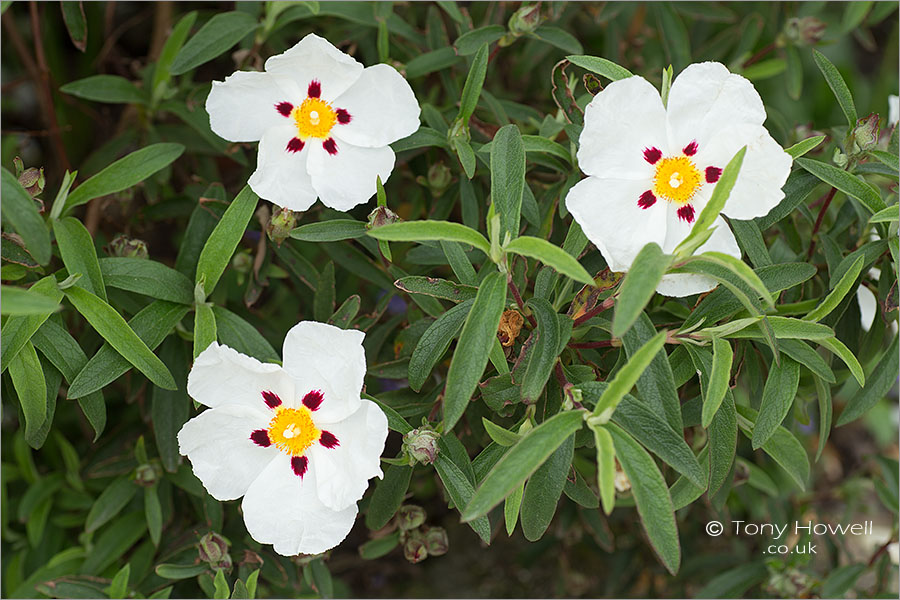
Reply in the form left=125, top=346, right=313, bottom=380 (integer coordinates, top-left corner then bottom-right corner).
left=206, top=33, right=421, bottom=212
left=177, top=321, right=388, bottom=556
left=565, top=62, right=792, bottom=297
left=889, top=94, right=899, bottom=126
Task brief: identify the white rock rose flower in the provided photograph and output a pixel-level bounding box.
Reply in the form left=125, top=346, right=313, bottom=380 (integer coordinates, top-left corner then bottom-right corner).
left=565, top=62, right=792, bottom=297
left=177, top=321, right=388, bottom=556
left=206, top=33, right=421, bottom=212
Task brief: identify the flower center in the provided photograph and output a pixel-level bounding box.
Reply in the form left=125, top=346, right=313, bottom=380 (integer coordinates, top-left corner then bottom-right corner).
left=267, top=406, right=320, bottom=456
left=293, top=97, right=337, bottom=140
left=653, top=156, right=702, bottom=204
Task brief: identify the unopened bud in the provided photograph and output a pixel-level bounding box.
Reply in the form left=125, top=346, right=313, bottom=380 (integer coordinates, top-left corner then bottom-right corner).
left=508, top=3, right=542, bottom=36
left=266, top=207, right=299, bottom=246
left=852, top=112, right=880, bottom=152
left=784, top=16, right=826, bottom=46
left=423, top=526, right=448, bottom=556
left=134, top=463, right=161, bottom=487
left=231, top=250, right=253, bottom=274
left=366, top=205, right=400, bottom=230
left=614, top=461, right=631, bottom=493
left=403, top=533, right=428, bottom=563
left=198, top=532, right=230, bottom=567
left=418, top=162, right=452, bottom=197
left=397, top=505, right=426, bottom=531
left=17, top=165, right=45, bottom=198
left=402, top=427, right=440, bottom=466
left=109, top=234, right=149, bottom=259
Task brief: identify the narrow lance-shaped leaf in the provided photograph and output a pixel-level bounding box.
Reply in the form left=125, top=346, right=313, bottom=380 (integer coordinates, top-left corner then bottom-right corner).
left=170, top=11, right=259, bottom=75
left=520, top=298, right=565, bottom=404
left=368, top=220, right=491, bottom=256
left=812, top=48, right=857, bottom=126
left=521, top=435, right=574, bottom=541
left=0, top=287, right=61, bottom=316
left=589, top=329, right=667, bottom=422
left=8, top=341, right=47, bottom=441
left=457, top=43, right=489, bottom=122
left=53, top=216, right=107, bottom=301
left=612, top=243, right=671, bottom=338
left=803, top=255, right=864, bottom=322
left=836, top=336, right=900, bottom=426
left=1, top=168, right=51, bottom=265
left=796, top=157, right=885, bottom=214
left=193, top=303, right=217, bottom=360
left=505, top=236, right=594, bottom=286
left=591, top=423, right=616, bottom=515
left=490, top=124, right=526, bottom=241
left=566, top=55, right=633, bottom=80
left=751, top=356, right=801, bottom=449
left=434, top=454, right=492, bottom=544
left=702, top=338, right=733, bottom=428
left=195, top=186, right=258, bottom=297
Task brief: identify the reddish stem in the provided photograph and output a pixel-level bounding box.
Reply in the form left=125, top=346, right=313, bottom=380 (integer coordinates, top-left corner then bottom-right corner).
left=742, top=41, right=776, bottom=68
left=806, top=187, right=837, bottom=260
left=572, top=296, right=616, bottom=328
left=569, top=340, right=615, bottom=349
left=508, top=277, right=537, bottom=328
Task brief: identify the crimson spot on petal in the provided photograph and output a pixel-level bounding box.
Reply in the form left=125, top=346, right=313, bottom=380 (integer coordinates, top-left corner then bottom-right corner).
left=276, top=102, right=293, bottom=117
left=320, top=431, right=340, bottom=449
left=291, top=456, right=309, bottom=477
left=250, top=429, right=271, bottom=447
left=262, top=390, right=282, bottom=409
left=677, top=204, right=696, bottom=223
left=286, top=138, right=305, bottom=153
left=643, top=147, right=662, bottom=164
left=322, top=138, right=338, bottom=155
left=705, top=166, right=722, bottom=183
left=683, top=140, right=698, bottom=156
left=302, top=390, right=324, bottom=411
left=638, top=190, right=657, bottom=209
left=307, top=80, right=321, bottom=98
left=336, top=108, right=351, bottom=124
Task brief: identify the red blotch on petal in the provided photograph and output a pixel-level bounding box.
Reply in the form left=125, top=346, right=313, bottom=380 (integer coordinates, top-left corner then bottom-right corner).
left=307, top=80, right=321, bottom=98
left=319, top=431, right=340, bottom=449
left=643, top=147, right=662, bottom=164
left=250, top=429, right=271, bottom=447
left=683, top=140, right=698, bottom=156
left=705, top=166, right=722, bottom=183
left=677, top=204, right=696, bottom=223
left=638, top=190, right=657, bottom=209
left=286, top=138, right=305, bottom=153
left=336, top=108, right=351, bottom=124
left=276, top=102, right=293, bottom=117
left=302, top=390, right=324, bottom=411
left=322, top=138, right=338, bottom=155
left=291, top=456, right=309, bottom=477
left=262, top=391, right=282, bottom=409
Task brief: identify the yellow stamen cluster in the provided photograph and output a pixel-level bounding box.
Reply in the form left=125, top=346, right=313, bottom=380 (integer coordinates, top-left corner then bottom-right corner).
left=652, top=156, right=702, bottom=204
left=293, top=97, right=337, bottom=140
left=267, top=406, right=320, bottom=456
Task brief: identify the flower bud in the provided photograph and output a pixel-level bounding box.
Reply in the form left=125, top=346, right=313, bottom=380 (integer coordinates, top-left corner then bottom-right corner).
left=397, top=505, right=427, bottom=531
left=198, top=532, right=230, bottom=567
left=783, top=16, right=826, bottom=46
left=417, top=162, right=453, bottom=197
left=508, top=3, right=542, bottom=36
left=402, top=426, right=440, bottom=466
left=109, top=234, right=149, bottom=259
left=266, top=207, right=298, bottom=246
left=134, top=463, right=161, bottom=487
left=366, top=205, right=400, bottom=230
left=403, top=533, right=428, bottom=563
left=852, top=112, right=880, bottom=152
left=614, top=461, right=631, bottom=493
left=17, top=164, right=45, bottom=198
left=231, top=250, right=253, bottom=274
left=423, top=526, right=448, bottom=556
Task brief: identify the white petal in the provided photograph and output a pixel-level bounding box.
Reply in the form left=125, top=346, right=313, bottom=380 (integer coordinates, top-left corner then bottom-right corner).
left=657, top=213, right=741, bottom=297
left=242, top=453, right=358, bottom=556
left=247, top=124, right=319, bottom=212
left=187, top=342, right=296, bottom=411
left=331, top=64, right=421, bottom=148
left=889, top=95, right=899, bottom=126
left=577, top=76, right=667, bottom=180
left=857, top=284, right=878, bottom=331
left=206, top=71, right=302, bottom=143
left=307, top=399, right=388, bottom=511
left=694, top=124, right=793, bottom=220
left=307, top=141, right=395, bottom=211
left=281, top=322, right=366, bottom=423
left=666, top=62, right=766, bottom=152
left=564, top=176, right=668, bottom=273
left=264, top=33, right=363, bottom=102
left=177, top=405, right=276, bottom=501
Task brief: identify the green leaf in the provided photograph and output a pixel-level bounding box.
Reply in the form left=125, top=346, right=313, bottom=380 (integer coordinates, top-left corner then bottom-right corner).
left=462, top=410, right=585, bottom=521
left=812, top=49, right=857, bottom=126
left=213, top=570, right=229, bottom=599
left=106, top=564, right=130, bottom=600
left=405, top=47, right=461, bottom=78
left=434, top=454, right=492, bottom=544
left=60, top=1, right=88, bottom=51
left=458, top=43, right=489, bottom=122
left=622, top=313, right=683, bottom=432
left=193, top=303, right=217, bottom=359
left=53, top=217, right=106, bottom=301
left=532, top=26, right=582, bottom=54
left=64, top=291, right=179, bottom=391
left=1, top=169, right=51, bottom=265
left=365, top=464, right=412, bottom=530
left=869, top=203, right=899, bottom=224
left=454, top=26, right=504, bottom=56
left=65, top=143, right=185, bottom=212
left=504, top=483, right=524, bottom=535
left=505, top=236, right=594, bottom=286
left=443, top=272, right=506, bottom=430
left=606, top=423, right=681, bottom=575
left=59, top=75, right=146, bottom=104
left=151, top=11, right=198, bottom=93
left=520, top=298, right=566, bottom=403
left=803, top=255, right=864, bottom=322
left=691, top=251, right=775, bottom=309
left=85, top=477, right=137, bottom=533
left=592, top=424, right=616, bottom=514
left=736, top=405, right=809, bottom=490
left=155, top=563, right=209, bottom=580
left=8, top=341, right=47, bottom=440
left=785, top=135, right=826, bottom=159
left=818, top=336, right=865, bottom=387
left=613, top=243, right=671, bottom=338
left=358, top=532, right=400, bottom=560
left=752, top=356, right=801, bottom=449
left=213, top=306, right=279, bottom=362
left=453, top=138, right=477, bottom=179
left=290, top=219, right=367, bottom=242
left=329, top=294, right=360, bottom=329
left=821, top=564, right=868, bottom=599
left=702, top=338, right=733, bottom=428
left=151, top=338, right=190, bottom=472
left=170, top=11, right=258, bottom=75
left=1, top=276, right=64, bottom=373
left=565, top=54, right=633, bottom=80
left=837, top=336, right=899, bottom=426
left=726, top=316, right=834, bottom=341
left=589, top=329, right=667, bottom=422
left=408, top=299, right=473, bottom=392
left=521, top=435, right=574, bottom=541
left=196, top=186, right=258, bottom=297
left=797, top=157, right=884, bottom=213
left=313, top=261, right=335, bottom=322
left=99, top=257, right=194, bottom=304
left=0, top=287, right=61, bottom=316
left=695, top=562, right=767, bottom=599
left=780, top=339, right=835, bottom=384
left=368, top=220, right=491, bottom=256
left=482, top=418, right=521, bottom=447
left=395, top=276, right=477, bottom=304
left=490, top=124, right=526, bottom=241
